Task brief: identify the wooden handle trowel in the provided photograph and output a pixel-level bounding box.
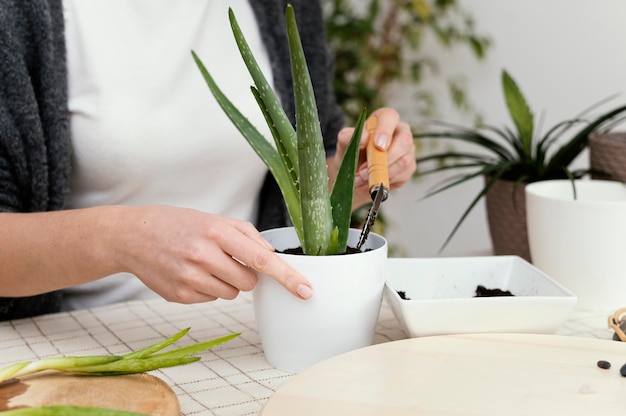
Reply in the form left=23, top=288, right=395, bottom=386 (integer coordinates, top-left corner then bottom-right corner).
left=356, top=116, right=389, bottom=251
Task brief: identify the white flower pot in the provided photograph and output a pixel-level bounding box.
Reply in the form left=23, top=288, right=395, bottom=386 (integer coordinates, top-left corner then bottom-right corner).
left=253, top=227, right=388, bottom=373
left=525, top=180, right=626, bottom=311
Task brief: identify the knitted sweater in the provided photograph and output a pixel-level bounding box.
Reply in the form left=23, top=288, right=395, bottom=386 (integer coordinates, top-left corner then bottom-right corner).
left=0, top=0, right=344, bottom=320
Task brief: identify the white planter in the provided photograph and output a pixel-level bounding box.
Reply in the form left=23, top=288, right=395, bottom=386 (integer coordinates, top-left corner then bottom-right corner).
left=253, top=227, right=388, bottom=373
left=525, top=180, right=626, bottom=311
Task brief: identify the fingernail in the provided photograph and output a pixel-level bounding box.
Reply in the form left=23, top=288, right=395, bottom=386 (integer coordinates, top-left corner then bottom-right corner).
left=296, top=284, right=313, bottom=300
left=375, top=134, right=389, bottom=149
left=355, top=175, right=365, bottom=187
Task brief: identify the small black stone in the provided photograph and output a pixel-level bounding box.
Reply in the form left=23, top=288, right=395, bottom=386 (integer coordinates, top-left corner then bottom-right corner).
left=620, top=363, right=626, bottom=377
left=597, top=360, right=611, bottom=369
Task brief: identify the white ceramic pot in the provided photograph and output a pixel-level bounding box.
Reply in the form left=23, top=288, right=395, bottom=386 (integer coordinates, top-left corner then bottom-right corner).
left=253, top=227, right=388, bottom=373
left=525, top=180, right=626, bottom=311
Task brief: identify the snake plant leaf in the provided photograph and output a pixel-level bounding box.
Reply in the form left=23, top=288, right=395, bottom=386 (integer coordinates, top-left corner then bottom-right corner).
left=286, top=4, right=334, bottom=255
left=191, top=51, right=303, bottom=238
left=330, top=109, right=366, bottom=252
left=502, top=70, right=533, bottom=157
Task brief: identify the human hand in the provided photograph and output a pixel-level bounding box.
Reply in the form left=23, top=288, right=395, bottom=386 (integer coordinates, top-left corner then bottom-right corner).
left=333, top=108, right=416, bottom=209
left=115, top=206, right=313, bottom=303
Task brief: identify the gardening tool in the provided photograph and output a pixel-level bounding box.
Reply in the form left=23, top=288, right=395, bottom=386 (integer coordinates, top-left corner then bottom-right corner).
left=356, top=116, right=389, bottom=251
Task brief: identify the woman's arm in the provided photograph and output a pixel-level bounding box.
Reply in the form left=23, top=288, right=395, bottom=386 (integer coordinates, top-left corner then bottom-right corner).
left=0, top=206, right=313, bottom=301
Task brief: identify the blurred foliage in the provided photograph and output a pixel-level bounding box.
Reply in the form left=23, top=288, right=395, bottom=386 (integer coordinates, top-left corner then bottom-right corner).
left=321, top=0, right=492, bottom=253
left=322, top=0, right=491, bottom=124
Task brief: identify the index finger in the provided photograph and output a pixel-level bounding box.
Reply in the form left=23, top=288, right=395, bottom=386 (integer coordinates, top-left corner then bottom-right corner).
left=368, top=108, right=401, bottom=150
left=224, top=227, right=314, bottom=300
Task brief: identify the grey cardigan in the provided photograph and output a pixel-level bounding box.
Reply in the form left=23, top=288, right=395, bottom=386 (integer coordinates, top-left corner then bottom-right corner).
left=0, top=0, right=344, bottom=320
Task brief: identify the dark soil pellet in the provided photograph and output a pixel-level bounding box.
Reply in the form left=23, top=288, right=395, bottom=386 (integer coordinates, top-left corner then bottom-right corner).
left=620, top=364, right=626, bottom=377
left=397, top=291, right=410, bottom=300
left=597, top=360, right=611, bottom=369
left=474, top=285, right=514, bottom=297
left=280, top=246, right=368, bottom=255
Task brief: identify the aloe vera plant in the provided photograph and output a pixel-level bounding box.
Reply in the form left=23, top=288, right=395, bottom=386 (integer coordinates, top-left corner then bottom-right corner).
left=414, top=69, right=626, bottom=249
left=192, top=5, right=365, bottom=256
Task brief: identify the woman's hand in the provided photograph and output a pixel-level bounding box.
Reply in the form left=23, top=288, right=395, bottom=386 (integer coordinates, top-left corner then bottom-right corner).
left=0, top=206, right=313, bottom=303
left=330, top=108, right=416, bottom=209
left=116, top=206, right=314, bottom=303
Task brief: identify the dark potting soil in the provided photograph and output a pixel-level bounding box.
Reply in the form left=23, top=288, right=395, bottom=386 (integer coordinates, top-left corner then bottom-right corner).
left=280, top=246, right=366, bottom=255
left=474, top=285, right=514, bottom=297
left=396, top=285, right=515, bottom=301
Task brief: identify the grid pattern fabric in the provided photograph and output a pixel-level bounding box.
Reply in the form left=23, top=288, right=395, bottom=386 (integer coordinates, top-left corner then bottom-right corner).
left=0, top=293, right=613, bottom=415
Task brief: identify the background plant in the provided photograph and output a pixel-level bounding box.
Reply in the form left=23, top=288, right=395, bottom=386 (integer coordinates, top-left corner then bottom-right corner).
left=322, top=0, right=491, bottom=125
left=322, top=0, right=491, bottom=242
left=413, top=69, right=626, bottom=250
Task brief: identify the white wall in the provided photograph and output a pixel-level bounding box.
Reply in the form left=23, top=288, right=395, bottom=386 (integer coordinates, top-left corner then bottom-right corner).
left=385, top=0, right=626, bottom=258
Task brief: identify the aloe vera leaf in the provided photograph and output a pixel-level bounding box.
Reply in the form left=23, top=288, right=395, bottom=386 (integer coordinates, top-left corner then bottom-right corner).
left=66, top=356, right=200, bottom=375
left=286, top=4, right=333, bottom=255
left=250, top=86, right=304, bottom=242
left=5, top=356, right=122, bottom=381
left=251, top=87, right=299, bottom=194
left=148, top=332, right=240, bottom=359
left=0, top=362, right=30, bottom=383
left=69, top=333, right=239, bottom=374
left=191, top=51, right=302, bottom=237
left=327, top=227, right=339, bottom=255
left=228, top=8, right=299, bottom=178
left=502, top=70, right=533, bottom=158
left=0, top=405, right=149, bottom=416
left=330, top=109, right=366, bottom=252
left=122, top=327, right=190, bottom=360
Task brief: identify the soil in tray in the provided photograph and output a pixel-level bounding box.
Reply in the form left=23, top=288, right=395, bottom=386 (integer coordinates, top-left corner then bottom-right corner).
left=397, top=285, right=515, bottom=300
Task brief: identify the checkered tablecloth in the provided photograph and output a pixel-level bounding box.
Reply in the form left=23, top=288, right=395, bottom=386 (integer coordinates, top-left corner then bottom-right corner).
left=0, top=293, right=615, bottom=415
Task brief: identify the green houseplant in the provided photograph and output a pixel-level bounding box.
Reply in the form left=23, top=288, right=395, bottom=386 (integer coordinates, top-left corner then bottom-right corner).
left=193, top=7, right=363, bottom=256
left=414, top=69, right=626, bottom=259
left=192, top=5, right=388, bottom=373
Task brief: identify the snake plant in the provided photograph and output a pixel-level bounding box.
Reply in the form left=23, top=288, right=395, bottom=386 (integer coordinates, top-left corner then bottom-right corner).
left=192, top=5, right=364, bottom=255
left=414, top=69, right=626, bottom=250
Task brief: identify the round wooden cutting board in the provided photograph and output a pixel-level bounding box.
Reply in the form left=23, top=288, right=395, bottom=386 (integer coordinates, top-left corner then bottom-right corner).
left=0, top=372, right=179, bottom=415
left=261, top=333, right=626, bottom=416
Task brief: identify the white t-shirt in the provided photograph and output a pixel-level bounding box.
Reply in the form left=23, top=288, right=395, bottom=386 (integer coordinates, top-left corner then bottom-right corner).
left=62, top=0, right=274, bottom=310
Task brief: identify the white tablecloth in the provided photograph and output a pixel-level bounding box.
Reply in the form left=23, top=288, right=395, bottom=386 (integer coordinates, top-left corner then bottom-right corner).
left=0, top=293, right=616, bottom=415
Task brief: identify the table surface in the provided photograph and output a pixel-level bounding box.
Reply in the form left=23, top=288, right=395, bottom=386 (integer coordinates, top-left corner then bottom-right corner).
left=0, top=293, right=616, bottom=416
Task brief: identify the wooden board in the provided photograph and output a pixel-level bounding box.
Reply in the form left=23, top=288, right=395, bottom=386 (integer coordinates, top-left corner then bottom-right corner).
left=0, top=372, right=179, bottom=415
left=262, top=334, right=626, bottom=416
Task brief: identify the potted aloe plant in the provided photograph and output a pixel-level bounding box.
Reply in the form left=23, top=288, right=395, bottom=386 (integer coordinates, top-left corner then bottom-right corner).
left=414, top=69, right=626, bottom=260
left=192, top=5, right=387, bottom=373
